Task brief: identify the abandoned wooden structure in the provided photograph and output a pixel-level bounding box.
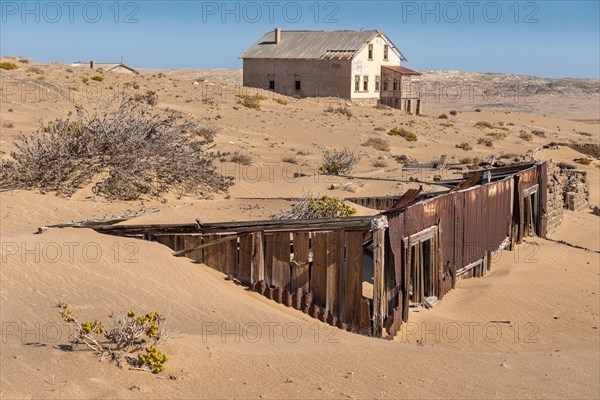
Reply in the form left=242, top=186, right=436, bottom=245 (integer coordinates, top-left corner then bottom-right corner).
left=90, top=163, right=549, bottom=338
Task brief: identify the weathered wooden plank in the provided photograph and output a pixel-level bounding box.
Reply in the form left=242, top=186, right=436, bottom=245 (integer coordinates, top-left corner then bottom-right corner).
left=251, top=231, right=265, bottom=283
left=344, top=231, right=363, bottom=332
left=359, top=298, right=372, bottom=335
left=264, top=234, right=274, bottom=286
left=238, top=234, right=253, bottom=284
left=92, top=216, right=374, bottom=236
left=326, top=231, right=340, bottom=315
left=271, top=232, right=290, bottom=290
left=185, top=235, right=203, bottom=262
left=291, top=232, right=310, bottom=291
left=220, top=236, right=238, bottom=276
left=311, top=232, right=328, bottom=308
left=372, top=219, right=386, bottom=337
left=174, top=232, right=245, bottom=257
left=203, top=235, right=220, bottom=271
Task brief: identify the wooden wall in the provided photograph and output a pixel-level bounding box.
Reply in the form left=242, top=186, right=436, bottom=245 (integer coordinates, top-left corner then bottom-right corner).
left=151, top=229, right=374, bottom=335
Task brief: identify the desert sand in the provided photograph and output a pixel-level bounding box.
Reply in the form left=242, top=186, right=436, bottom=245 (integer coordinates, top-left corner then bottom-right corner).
left=0, top=57, right=598, bottom=399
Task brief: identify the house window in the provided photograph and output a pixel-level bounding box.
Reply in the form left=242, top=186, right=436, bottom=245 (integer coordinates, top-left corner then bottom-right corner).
left=375, top=75, right=380, bottom=91
left=384, top=45, right=389, bottom=60
left=269, top=80, right=275, bottom=90
left=295, top=80, right=301, bottom=90
left=363, top=75, right=368, bottom=91
left=368, top=44, right=373, bottom=60
left=383, top=78, right=389, bottom=91
left=393, top=79, right=398, bottom=91
left=354, top=75, right=360, bottom=91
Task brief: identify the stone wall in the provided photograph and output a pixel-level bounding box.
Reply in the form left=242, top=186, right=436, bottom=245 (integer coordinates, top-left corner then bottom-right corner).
left=563, top=170, right=589, bottom=211
left=546, top=163, right=564, bottom=234
left=545, top=162, right=589, bottom=234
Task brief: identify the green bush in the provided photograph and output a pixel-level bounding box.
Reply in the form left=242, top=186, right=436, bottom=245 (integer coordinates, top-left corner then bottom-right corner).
left=0, top=62, right=18, bottom=70
left=388, top=128, right=418, bottom=142
left=575, top=157, right=591, bottom=165
left=272, top=194, right=356, bottom=219
left=59, top=307, right=170, bottom=374
left=90, top=76, right=105, bottom=82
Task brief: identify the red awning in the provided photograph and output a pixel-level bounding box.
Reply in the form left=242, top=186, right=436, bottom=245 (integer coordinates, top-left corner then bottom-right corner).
left=382, top=65, right=422, bottom=75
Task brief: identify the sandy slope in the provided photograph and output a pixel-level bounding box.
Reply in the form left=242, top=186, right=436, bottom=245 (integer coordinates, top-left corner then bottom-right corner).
left=0, top=207, right=598, bottom=399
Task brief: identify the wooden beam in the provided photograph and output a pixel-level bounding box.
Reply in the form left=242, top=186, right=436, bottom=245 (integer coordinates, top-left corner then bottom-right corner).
left=251, top=231, right=265, bottom=283
left=173, top=232, right=246, bottom=257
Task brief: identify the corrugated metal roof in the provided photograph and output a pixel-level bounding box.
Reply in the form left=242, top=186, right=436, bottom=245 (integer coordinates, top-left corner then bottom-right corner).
left=241, top=30, right=405, bottom=60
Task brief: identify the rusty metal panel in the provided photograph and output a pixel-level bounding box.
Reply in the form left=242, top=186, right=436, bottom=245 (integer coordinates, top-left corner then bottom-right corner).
left=516, top=165, right=539, bottom=190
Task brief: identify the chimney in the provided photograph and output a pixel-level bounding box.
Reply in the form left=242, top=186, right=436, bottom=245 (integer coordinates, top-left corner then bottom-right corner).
left=90, top=60, right=95, bottom=69
left=274, top=28, right=281, bottom=44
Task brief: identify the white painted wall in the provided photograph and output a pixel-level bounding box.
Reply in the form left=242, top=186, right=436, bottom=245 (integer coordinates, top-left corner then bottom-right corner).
left=350, top=35, right=402, bottom=100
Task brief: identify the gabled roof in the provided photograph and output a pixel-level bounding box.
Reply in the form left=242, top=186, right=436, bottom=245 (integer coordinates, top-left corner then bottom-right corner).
left=241, top=30, right=406, bottom=61
left=70, top=62, right=138, bottom=73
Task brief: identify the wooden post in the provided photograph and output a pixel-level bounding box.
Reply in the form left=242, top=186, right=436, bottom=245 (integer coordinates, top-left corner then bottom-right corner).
left=251, top=231, right=264, bottom=283
left=403, top=236, right=411, bottom=322
left=372, top=216, right=388, bottom=337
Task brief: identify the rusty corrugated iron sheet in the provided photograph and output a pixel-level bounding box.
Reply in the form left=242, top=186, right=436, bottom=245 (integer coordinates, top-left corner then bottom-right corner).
left=450, top=171, right=482, bottom=192
left=385, top=163, right=544, bottom=338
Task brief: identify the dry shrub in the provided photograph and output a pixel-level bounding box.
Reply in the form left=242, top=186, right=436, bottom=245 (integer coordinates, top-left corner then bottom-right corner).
left=519, top=131, right=533, bottom=141
left=455, top=142, right=473, bottom=151
left=438, top=113, right=449, bottom=119
left=133, top=92, right=158, bottom=106
left=449, top=110, right=458, bottom=116
left=477, top=138, right=494, bottom=147
left=325, top=105, right=353, bottom=118
left=281, top=154, right=298, bottom=164
left=230, top=151, right=253, bottom=165
left=372, top=157, right=388, bottom=167
left=487, top=131, right=508, bottom=140
left=392, top=154, right=417, bottom=164
left=1, top=95, right=232, bottom=200
left=320, top=147, right=360, bottom=175
left=475, top=121, right=494, bottom=129
left=532, top=130, right=546, bottom=137
left=362, top=137, right=391, bottom=152
left=27, top=66, right=44, bottom=75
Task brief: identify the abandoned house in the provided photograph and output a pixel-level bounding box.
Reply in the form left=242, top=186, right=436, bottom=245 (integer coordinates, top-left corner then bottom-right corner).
left=241, top=29, right=423, bottom=113
left=70, top=60, right=138, bottom=74
left=77, top=161, right=587, bottom=338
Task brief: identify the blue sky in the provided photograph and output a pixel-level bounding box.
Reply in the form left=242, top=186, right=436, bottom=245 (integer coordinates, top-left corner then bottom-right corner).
left=1, top=0, right=599, bottom=78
